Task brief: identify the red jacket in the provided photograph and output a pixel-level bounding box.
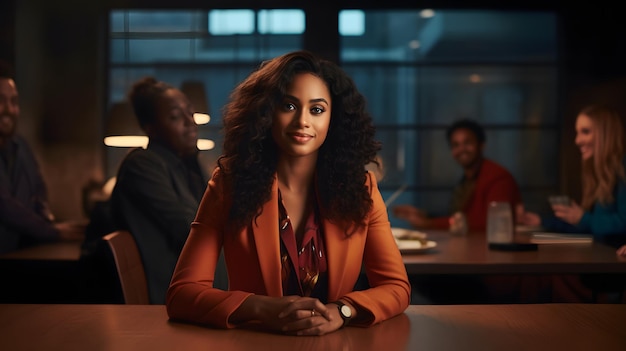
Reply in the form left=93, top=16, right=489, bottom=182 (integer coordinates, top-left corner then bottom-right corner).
left=432, top=158, right=521, bottom=232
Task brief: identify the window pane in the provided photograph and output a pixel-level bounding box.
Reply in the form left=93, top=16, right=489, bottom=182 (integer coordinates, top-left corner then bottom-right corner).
left=208, top=10, right=255, bottom=35
left=195, top=36, right=302, bottom=62
left=258, top=10, right=305, bottom=34
left=126, top=10, right=203, bottom=32
left=110, top=12, right=125, bottom=32
left=418, top=66, right=558, bottom=125
left=343, top=65, right=416, bottom=126
left=341, top=9, right=558, bottom=215
left=126, top=39, right=194, bottom=62
left=341, top=10, right=557, bottom=63
left=344, top=64, right=557, bottom=126
left=339, top=10, right=365, bottom=36
left=109, top=39, right=126, bottom=63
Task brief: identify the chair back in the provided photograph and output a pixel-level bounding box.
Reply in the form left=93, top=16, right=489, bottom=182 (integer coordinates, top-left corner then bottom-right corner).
left=102, top=230, right=150, bottom=304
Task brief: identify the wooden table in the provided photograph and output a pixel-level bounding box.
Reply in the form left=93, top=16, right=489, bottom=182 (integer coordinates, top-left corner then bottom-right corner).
left=0, top=240, right=90, bottom=304
left=402, top=231, right=626, bottom=275
left=1, top=303, right=624, bottom=351
left=0, top=240, right=82, bottom=261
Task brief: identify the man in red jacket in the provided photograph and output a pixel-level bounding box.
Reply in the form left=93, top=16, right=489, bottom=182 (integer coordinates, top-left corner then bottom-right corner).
left=393, top=119, right=521, bottom=232
left=394, top=119, right=524, bottom=304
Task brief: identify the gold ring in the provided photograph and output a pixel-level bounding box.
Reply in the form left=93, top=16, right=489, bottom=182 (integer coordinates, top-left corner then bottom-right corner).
left=311, top=309, right=315, bottom=317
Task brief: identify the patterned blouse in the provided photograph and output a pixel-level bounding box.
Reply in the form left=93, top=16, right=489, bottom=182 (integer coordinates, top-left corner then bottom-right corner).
left=278, top=191, right=328, bottom=302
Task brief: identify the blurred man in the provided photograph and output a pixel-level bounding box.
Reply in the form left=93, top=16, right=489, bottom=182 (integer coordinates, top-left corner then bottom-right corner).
left=0, top=61, right=84, bottom=254
left=393, top=118, right=521, bottom=232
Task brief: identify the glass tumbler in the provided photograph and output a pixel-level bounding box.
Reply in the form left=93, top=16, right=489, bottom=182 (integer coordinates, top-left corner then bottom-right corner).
left=486, top=201, right=514, bottom=244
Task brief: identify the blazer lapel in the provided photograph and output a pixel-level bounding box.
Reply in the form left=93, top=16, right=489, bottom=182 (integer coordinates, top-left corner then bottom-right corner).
left=323, top=220, right=350, bottom=301
left=251, top=178, right=283, bottom=296
left=314, top=178, right=354, bottom=302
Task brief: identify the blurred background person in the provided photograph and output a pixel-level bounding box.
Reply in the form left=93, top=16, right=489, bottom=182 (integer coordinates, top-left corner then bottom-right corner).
left=393, top=118, right=521, bottom=233
left=518, top=104, right=626, bottom=302
left=105, top=76, right=226, bottom=304
left=0, top=60, right=84, bottom=254
left=518, top=105, right=626, bottom=247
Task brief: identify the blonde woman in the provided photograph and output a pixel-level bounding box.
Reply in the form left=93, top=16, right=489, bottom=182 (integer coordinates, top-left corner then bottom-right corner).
left=518, top=105, right=626, bottom=302
left=519, top=105, right=626, bottom=244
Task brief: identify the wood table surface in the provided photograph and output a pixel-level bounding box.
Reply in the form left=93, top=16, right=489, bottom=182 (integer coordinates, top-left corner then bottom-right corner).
left=0, top=240, right=82, bottom=261
left=0, top=241, right=85, bottom=304
left=402, top=230, right=626, bottom=275
left=1, top=303, right=624, bottom=351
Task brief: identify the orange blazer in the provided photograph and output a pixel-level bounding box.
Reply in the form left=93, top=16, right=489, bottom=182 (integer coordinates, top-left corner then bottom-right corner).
left=166, top=169, right=410, bottom=328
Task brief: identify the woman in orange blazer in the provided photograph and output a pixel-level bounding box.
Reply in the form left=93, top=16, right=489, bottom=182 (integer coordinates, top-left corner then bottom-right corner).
left=166, top=51, right=410, bottom=336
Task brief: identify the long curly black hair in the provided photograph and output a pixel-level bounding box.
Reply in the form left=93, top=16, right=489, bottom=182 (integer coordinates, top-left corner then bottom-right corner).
left=218, top=50, right=381, bottom=231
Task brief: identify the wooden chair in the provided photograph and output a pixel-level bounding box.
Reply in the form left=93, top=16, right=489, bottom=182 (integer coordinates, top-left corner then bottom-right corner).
left=102, top=230, right=150, bottom=304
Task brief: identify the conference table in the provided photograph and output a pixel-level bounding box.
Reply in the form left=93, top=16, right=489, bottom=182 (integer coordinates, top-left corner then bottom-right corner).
left=401, top=230, right=626, bottom=275
left=399, top=230, right=626, bottom=304
left=0, top=240, right=85, bottom=303
left=0, top=240, right=82, bottom=261
left=1, top=303, right=624, bottom=351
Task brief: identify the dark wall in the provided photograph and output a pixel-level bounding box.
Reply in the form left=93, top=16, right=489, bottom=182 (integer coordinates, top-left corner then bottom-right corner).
left=12, top=0, right=106, bottom=221
left=5, top=0, right=626, bottom=219
left=0, top=1, right=15, bottom=64
left=558, top=5, right=626, bottom=200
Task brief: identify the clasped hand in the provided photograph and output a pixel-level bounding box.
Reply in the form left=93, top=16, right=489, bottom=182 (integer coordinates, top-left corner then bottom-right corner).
left=247, top=295, right=343, bottom=336
left=551, top=201, right=584, bottom=225
left=515, top=201, right=584, bottom=227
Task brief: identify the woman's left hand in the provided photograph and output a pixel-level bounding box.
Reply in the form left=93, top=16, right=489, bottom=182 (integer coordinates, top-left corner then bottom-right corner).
left=552, top=201, right=584, bottom=225
left=279, top=302, right=344, bottom=336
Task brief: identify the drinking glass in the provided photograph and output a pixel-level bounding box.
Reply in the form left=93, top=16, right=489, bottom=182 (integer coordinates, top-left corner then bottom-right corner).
left=487, top=202, right=514, bottom=244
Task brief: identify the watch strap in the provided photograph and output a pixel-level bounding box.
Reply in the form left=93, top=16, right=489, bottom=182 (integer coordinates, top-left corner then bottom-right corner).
left=332, top=301, right=352, bottom=327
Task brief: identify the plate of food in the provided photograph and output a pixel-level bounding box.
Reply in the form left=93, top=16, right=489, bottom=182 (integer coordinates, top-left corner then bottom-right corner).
left=391, top=227, right=427, bottom=241
left=390, top=227, right=437, bottom=254
left=395, top=239, right=437, bottom=254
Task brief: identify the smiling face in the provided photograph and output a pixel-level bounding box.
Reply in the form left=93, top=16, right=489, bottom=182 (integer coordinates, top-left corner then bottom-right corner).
left=575, top=113, right=595, bottom=160
left=0, top=78, right=19, bottom=145
left=147, top=88, right=198, bottom=157
left=449, top=128, right=483, bottom=169
left=271, top=73, right=331, bottom=160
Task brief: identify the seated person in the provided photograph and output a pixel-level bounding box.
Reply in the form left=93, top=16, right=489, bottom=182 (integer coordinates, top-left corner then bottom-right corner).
left=166, top=50, right=410, bottom=335
left=518, top=105, right=626, bottom=302
left=518, top=105, right=626, bottom=246
left=393, top=119, right=521, bottom=233
left=0, top=60, right=84, bottom=254
left=109, top=77, right=226, bottom=304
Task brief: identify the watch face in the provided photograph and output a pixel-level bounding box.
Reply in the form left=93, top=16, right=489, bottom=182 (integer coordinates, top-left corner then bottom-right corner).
left=340, top=304, right=352, bottom=318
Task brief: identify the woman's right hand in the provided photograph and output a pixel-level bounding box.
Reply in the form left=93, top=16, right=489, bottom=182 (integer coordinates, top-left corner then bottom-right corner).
left=230, top=295, right=334, bottom=335
left=515, top=204, right=541, bottom=226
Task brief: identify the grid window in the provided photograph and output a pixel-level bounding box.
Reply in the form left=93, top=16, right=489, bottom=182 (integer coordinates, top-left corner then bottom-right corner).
left=106, top=8, right=559, bottom=224
left=339, top=10, right=559, bottom=225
